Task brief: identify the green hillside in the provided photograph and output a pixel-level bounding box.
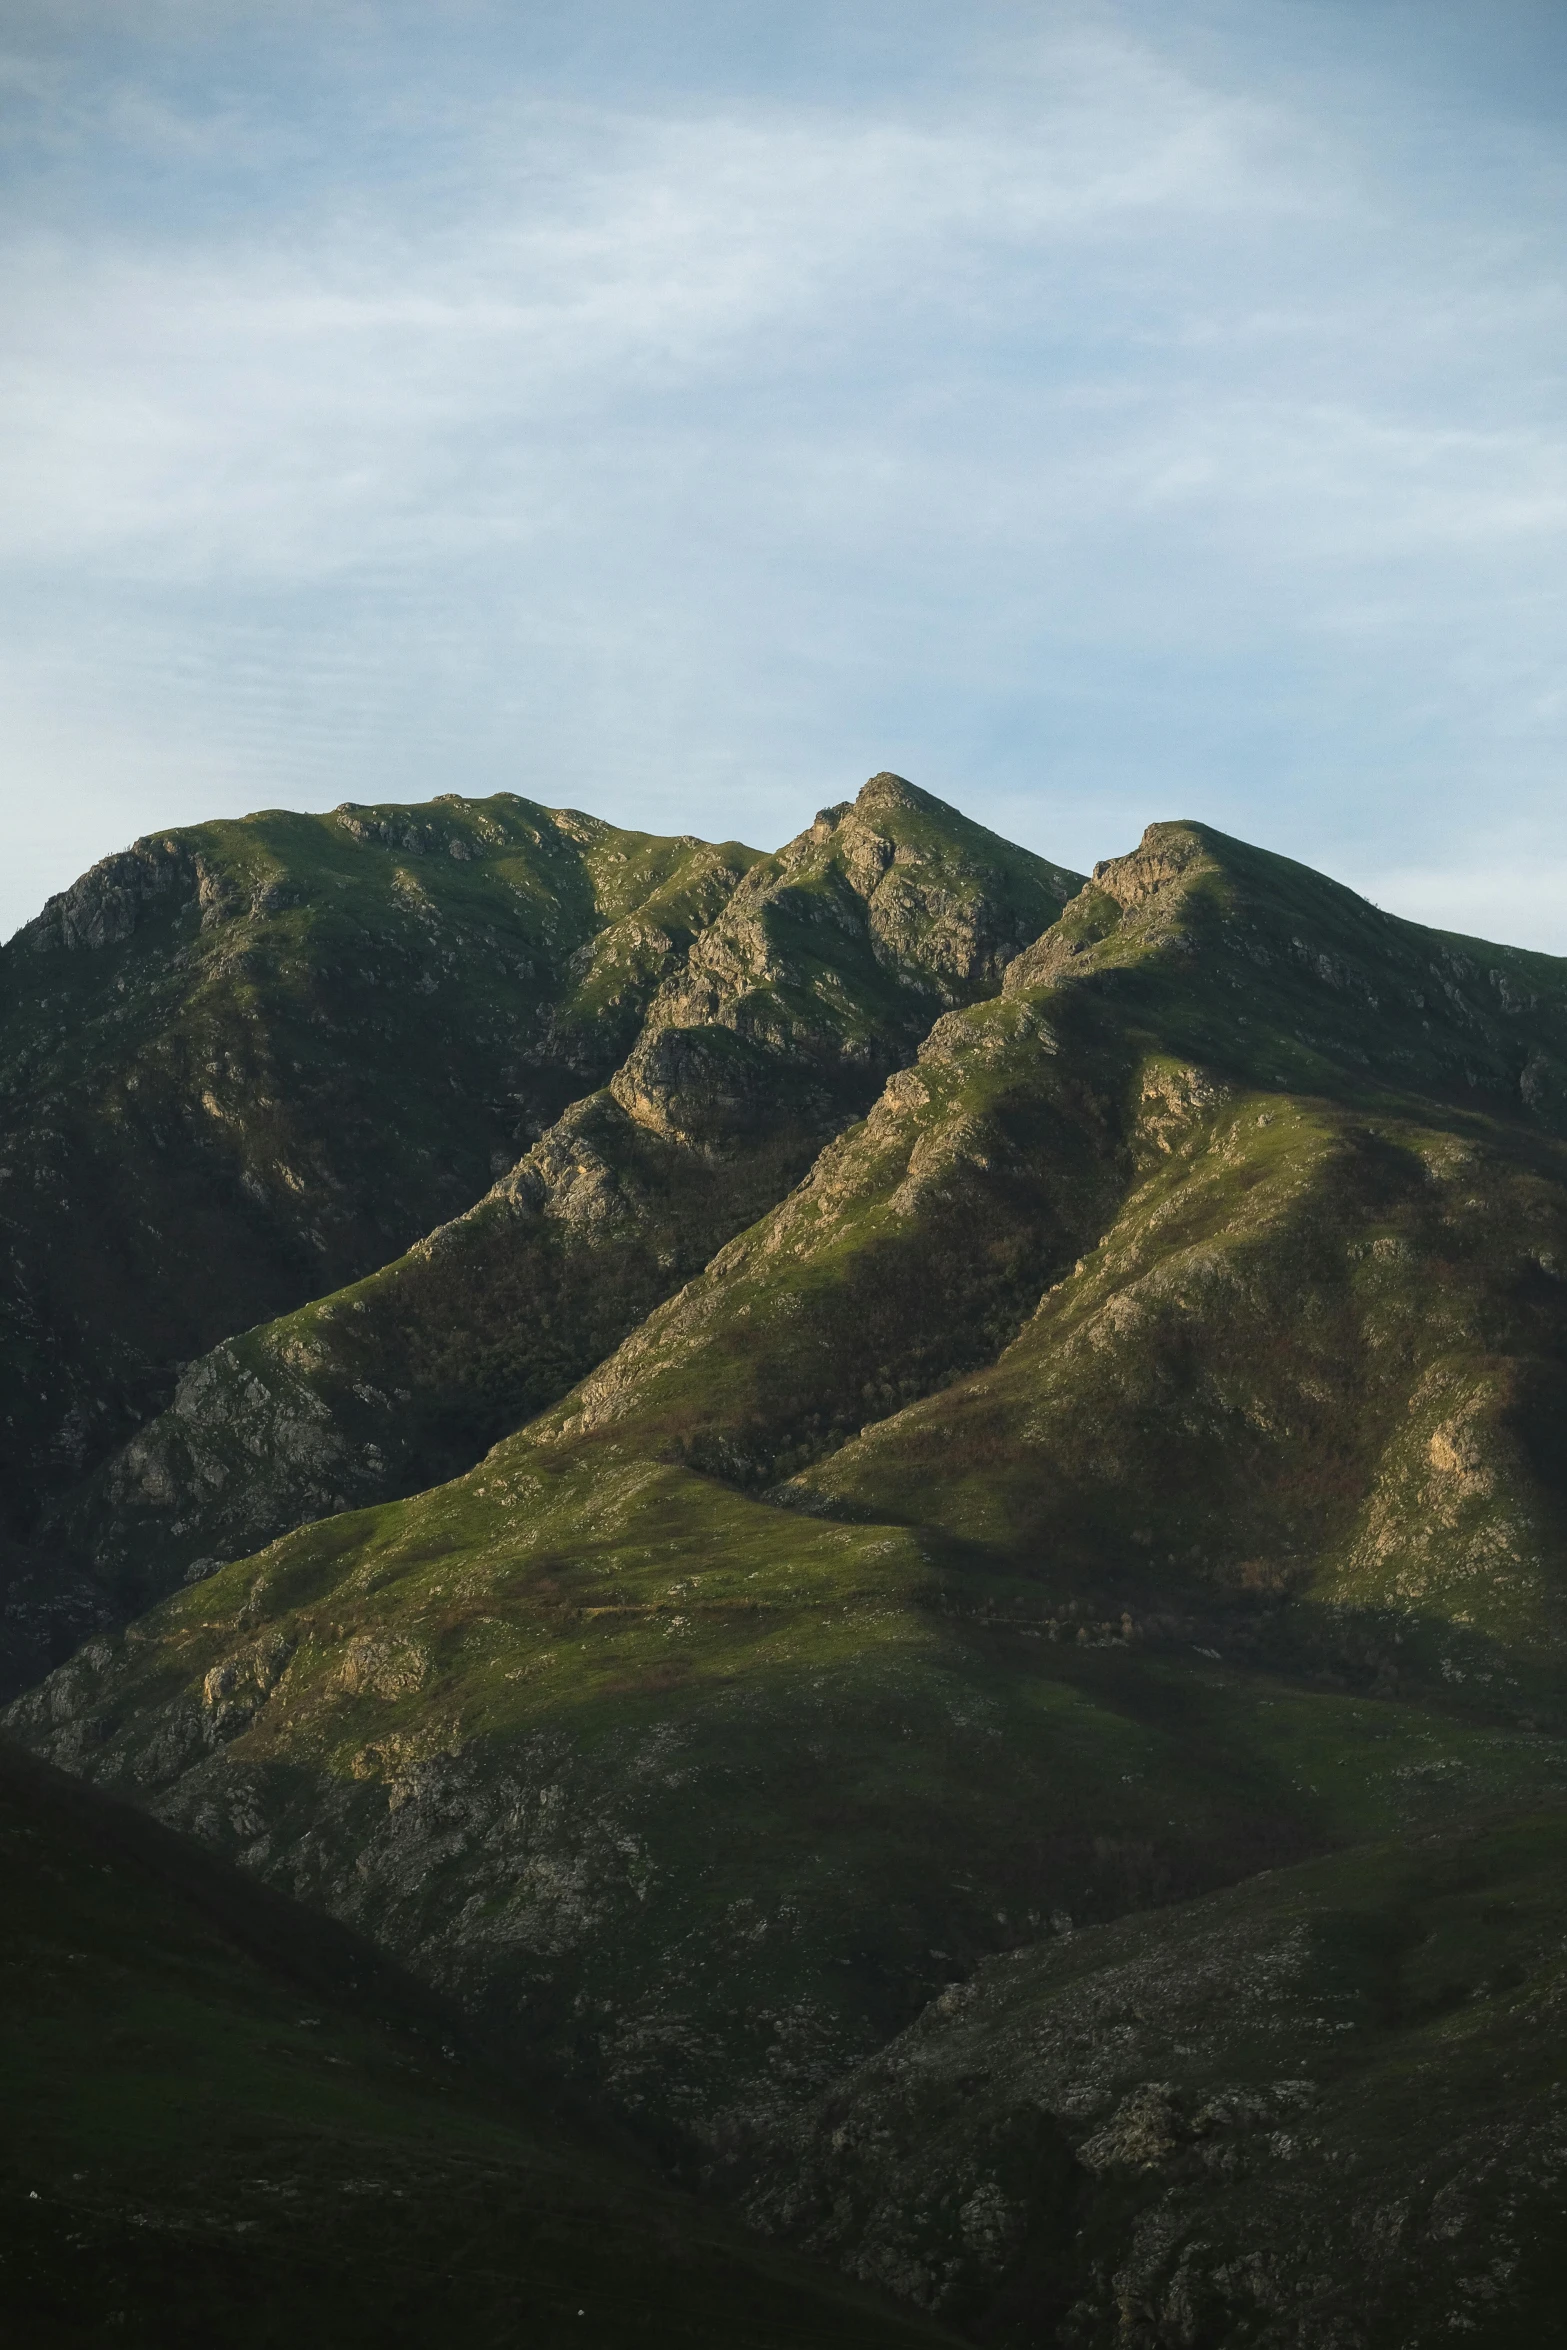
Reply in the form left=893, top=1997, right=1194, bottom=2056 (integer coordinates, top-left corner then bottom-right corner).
left=785, top=822, right=1567, bottom=1667
left=0, top=1734, right=944, bottom=2348
left=44, top=774, right=1078, bottom=1618
left=7, top=797, right=1567, bottom=2345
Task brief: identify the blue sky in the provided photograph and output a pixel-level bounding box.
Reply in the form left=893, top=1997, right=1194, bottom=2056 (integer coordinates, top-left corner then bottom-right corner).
left=3, top=1, right=1566, bottom=944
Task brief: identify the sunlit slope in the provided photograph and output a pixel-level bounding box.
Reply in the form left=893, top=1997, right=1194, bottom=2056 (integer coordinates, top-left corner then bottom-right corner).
left=12, top=820, right=1567, bottom=2168
left=787, top=823, right=1567, bottom=1666
left=54, top=774, right=1079, bottom=1605
left=0, top=1736, right=945, bottom=2350
left=791, top=1085, right=1567, bottom=1664
left=513, top=816, right=1567, bottom=1643
left=0, top=790, right=754, bottom=1546
left=755, top=1806, right=1567, bottom=2348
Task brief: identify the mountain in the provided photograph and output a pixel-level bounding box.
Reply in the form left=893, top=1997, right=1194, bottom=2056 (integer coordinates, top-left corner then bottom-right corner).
left=6, top=793, right=1567, bottom=2347
left=37, top=775, right=1076, bottom=1621
left=0, top=1733, right=942, bottom=2348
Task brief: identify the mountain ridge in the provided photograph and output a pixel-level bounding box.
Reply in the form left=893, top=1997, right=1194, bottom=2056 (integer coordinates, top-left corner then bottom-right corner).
left=6, top=782, right=1567, bottom=2347
left=29, top=775, right=1078, bottom=1638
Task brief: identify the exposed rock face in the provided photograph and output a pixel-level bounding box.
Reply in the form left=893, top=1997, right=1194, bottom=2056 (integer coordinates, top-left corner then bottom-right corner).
left=22, top=832, right=280, bottom=955
left=611, top=770, right=1078, bottom=1141
left=27, top=836, right=196, bottom=953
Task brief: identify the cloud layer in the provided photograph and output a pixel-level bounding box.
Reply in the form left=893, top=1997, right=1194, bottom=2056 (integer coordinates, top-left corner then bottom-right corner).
left=3, top=1, right=1567, bottom=941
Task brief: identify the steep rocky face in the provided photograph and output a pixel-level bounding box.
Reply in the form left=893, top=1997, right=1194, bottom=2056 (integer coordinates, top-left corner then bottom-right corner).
left=12, top=819, right=1567, bottom=2207
left=617, top=771, right=1077, bottom=1116
left=45, top=775, right=1080, bottom=1614
left=0, top=794, right=753, bottom=1551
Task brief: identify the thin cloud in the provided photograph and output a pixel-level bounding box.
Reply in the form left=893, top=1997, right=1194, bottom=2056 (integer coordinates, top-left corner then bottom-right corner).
left=2, top=5, right=1566, bottom=945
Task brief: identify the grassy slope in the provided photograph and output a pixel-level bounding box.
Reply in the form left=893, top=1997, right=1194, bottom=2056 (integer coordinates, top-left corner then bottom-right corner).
left=12, top=821, right=1567, bottom=2239
left=48, top=775, right=1081, bottom=1610
left=787, top=823, right=1567, bottom=1673
left=0, top=1736, right=944, bottom=2349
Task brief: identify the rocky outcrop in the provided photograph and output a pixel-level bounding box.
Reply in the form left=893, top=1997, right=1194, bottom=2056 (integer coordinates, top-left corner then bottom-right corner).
left=21, top=837, right=197, bottom=953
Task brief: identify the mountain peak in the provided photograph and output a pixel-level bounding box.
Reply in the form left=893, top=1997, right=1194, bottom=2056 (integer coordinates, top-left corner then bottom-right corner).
left=1091, top=819, right=1219, bottom=908
left=855, top=770, right=938, bottom=818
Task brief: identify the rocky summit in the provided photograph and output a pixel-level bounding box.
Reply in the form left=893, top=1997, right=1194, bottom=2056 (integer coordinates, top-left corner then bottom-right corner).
left=5, top=777, right=1567, bottom=2346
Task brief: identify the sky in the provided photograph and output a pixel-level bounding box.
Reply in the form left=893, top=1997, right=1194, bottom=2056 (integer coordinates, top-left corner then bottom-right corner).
left=2, top=0, right=1566, bottom=946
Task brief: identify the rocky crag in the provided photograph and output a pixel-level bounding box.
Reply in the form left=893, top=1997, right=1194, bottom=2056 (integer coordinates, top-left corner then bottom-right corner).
left=750, top=1810, right=1567, bottom=2345
left=7, top=789, right=1567, bottom=2347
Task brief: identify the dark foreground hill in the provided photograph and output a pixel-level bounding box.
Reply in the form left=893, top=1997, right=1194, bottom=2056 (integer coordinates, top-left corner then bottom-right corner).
left=755, top=1807, right=1567, bottom=2346
left=0, top=1733, right=943, bottom=2348
left=7, top=786, right=1567, bottom=2347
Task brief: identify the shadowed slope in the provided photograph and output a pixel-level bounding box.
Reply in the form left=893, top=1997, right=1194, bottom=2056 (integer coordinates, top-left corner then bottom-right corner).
left=753, top=1806, right=1567, bottom=2347
left=14, top=1471, right=1564, bottom=2169
left=0, top=1734, right=946, bottom=2349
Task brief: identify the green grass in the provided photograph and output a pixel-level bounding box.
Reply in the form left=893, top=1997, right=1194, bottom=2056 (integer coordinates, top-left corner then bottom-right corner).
left=19, top=1424, right=1567, bottom=2159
